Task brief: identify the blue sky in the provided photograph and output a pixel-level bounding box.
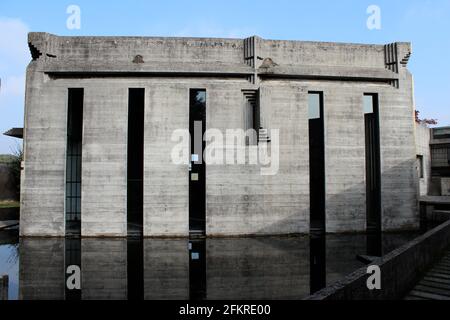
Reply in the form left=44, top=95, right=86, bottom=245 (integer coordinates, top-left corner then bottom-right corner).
left=0, top=0, right=449, bottom=153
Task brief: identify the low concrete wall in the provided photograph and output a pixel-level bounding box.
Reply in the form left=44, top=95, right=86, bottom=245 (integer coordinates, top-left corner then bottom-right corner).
left=306, top=220, right=450, bottom=300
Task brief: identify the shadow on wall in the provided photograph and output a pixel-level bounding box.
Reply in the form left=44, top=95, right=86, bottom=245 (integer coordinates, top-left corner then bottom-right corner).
left=255, top=159, right=419, bottom=235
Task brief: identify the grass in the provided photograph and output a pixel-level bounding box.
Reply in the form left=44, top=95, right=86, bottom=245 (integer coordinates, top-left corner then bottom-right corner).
left=0, top=201, right=20, bottom=209
left=0, top=154, right=15, bottom=164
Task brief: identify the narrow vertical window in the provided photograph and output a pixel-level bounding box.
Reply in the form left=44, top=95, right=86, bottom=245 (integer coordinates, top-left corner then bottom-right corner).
left=127, top=89, right=145, bottom=237
left=66, top=88, right=83, bottom=236
left=364, top=94, right=381, bottom=232
left=127, top=239, right=144, bottom=300
left=242, top=90, right=260, bottom=145
left=417, top=155, right=424, bottom=179
left=308, top=92, right=325, bottom=233
left=189, top=89, right=206, bottom=235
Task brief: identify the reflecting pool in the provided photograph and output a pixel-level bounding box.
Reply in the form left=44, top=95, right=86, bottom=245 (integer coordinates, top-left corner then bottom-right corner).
left=0, top=231, right=420, bottom=300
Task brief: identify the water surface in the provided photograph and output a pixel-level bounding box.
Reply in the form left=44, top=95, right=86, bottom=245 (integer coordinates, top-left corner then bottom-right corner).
left=0, top=231, right=420, bottom=300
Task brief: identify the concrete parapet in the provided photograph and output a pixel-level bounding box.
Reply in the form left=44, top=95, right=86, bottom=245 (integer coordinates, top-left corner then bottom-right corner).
left=306, top=220, right=450, bottom=300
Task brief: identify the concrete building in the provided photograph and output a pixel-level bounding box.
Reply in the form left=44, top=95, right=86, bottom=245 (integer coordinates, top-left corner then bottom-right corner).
left=416, top=126, right=450, bottom=196
left=20, top=33, right=418, bottom=237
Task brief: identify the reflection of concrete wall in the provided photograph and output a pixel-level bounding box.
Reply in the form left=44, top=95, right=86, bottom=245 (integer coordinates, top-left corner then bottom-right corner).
left=441, top=178, right=450, bottom=196
left=144, top=239, right=189, bottom=300
left=81, top=239, right=127, bottom=300
left=0, top=164, right=17, bottom=201
left=206, top=238, right=310, bottom=300
left=19, top=239, right=64, bottom=300
left=326, top=235, right=366, bottom=285
left=415, top=123, right=431, bottom=196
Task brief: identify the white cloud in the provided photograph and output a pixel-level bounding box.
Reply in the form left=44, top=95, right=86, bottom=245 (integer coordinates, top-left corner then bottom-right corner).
left=0, top=17, right=30, bottom=70
left=0, top=17, right=29, bottom=108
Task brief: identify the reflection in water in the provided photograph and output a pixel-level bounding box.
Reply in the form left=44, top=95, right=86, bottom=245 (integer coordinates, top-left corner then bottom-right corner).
left=189, top=240, right=207, bottom=300
left=310, top=234, right=326, bottom=294
left=65, top=238, right=81, bottom=300
left=0, top=231, right=422, bottom=300
left=127, top=239, right=144, bottom=300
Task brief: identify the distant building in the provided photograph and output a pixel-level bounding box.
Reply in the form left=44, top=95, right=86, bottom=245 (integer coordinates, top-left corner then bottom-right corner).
left=415, top=125, right=450, bottom=197
left=20, top=33, right=418, bottom=237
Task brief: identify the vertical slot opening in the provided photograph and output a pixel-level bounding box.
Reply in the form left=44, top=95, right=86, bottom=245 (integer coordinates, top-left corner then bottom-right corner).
left=189, top=89, right=206, bottom=235
left=66, top=88, right=83, bottom=236
left=364, top=93, right=381, bottom=232
left=127, top=88, right=145, bottom=237
left=308, top=92, right=326, bottom=233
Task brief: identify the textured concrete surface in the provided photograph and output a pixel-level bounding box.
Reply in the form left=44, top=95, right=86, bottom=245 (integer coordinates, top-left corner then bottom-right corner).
left=21, top=33, right=418, bottom=236
left=442, top=178, right=450, bottom=196
left=415, top=124, right=431, bottom=196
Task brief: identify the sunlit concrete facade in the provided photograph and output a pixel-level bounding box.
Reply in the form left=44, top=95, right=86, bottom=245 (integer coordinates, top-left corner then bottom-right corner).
left=20, top=33, right=419, bottom=237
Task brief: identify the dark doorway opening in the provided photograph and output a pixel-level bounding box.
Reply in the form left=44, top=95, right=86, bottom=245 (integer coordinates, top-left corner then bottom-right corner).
left=66, top=88, right=83, bottom=236
left=127, top=89, right=145, bottom=237
left=364, top=94, right=381, bottom=232
left=189, top=239, right=207, bottom=300
left=308, top=92, right=326, bottom=233
left=189, top=90, right=206, bottom=235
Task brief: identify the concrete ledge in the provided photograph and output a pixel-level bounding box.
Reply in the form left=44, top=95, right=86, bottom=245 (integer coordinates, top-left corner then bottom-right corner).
left=305, top=220, right=450, bottom=300
left=44, top=61, right=255, bottom=77
left=258, top=65, right=399, bottom=82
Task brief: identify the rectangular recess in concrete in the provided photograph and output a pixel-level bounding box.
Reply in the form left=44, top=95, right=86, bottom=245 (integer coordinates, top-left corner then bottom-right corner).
left=127, top=89, right=145, bottom=236
left=364, top=93, right=381, bottom=232
left=309, top=92, right=325, bottom=232
left=65, top=88, right=83, bottom=236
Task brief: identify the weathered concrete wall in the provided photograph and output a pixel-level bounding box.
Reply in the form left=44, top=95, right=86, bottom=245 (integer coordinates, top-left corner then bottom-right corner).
left=20, top=69, right=67, bottom=237
left=144, top=84, right=189, bottom=237
left=82, top=84, right=128, bottom=237
left=380, top=71, right=418, bottom=231
left=21, top=33, right=418, bottom=236
left=415, top=123, right=431, bottom=196
left=206, top=82, right=310, bottom=236
left=259, top=39, right=387, bottom=69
